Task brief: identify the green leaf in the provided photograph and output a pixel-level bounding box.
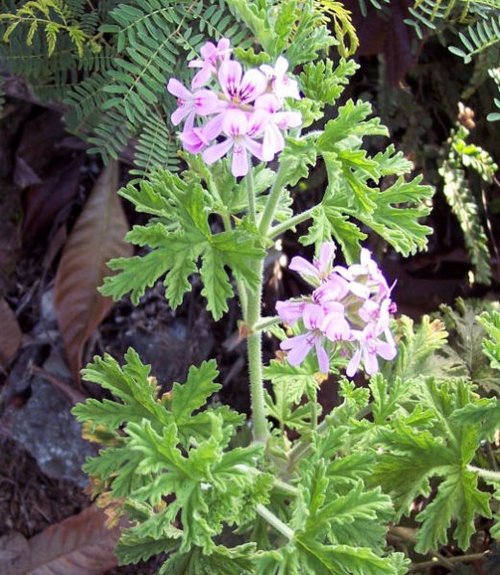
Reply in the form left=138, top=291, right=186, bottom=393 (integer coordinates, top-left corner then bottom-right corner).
left=415, top=470, right=491, bottom=553
left=295, top=539, right=398, bottom=575
left=115, top=525, right=182, bottom=564
left=278, top=137, right=317, bottom=187
left=300, top=58, right=358, bottom=106
left=170, top=361, right=220, bottom=424
left=102, top=170, right=264, bottom=318
left=161, top=544, right=257, bottom=575
left=478, top=310, right=500, bottom=370
left=317, top=100, right=388, bottom=151
left=358, top=175, right=434, bottom=256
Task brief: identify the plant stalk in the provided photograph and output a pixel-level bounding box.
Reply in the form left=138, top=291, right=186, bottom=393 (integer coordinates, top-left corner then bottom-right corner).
left=246, top=259, right=269, bottom=445
left=269, top=207, right=316, bottom=239
left=255, top=504, right=294, bottom=541
left=468, top=464, right=500, bottom=482
left=259, top=163, right=287, bottom=236
left=246, top=164, right=257, bottom=223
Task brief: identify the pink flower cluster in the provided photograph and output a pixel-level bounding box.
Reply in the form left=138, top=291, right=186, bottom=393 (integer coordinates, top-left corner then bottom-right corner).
left=276, top=243, right=397, bottom=377
left=166, top=38, right=302, bottom=177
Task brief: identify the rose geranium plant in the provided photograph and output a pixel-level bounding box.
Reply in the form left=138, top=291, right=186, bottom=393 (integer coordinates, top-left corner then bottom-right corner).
left=73, top=2, right=500, bottom=573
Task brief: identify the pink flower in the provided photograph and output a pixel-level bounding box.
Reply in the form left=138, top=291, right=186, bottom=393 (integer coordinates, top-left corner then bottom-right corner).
left=280, top=304, right=330, bottom=373
left=346, top=324, right=397, bottom=377
left=167, top=79, right=221, bottom=130
left=195, top=62, right=269, bottom=143
left=320, top=302, right=351, bottom=341
left=218, top=60, right=268, bottom=106
left=202, top=109, right=265, bottom=177
left=260, top=56, right=300, bottom=101
left=255, top=94, right=302, bottom=160
left=335, top=248, right=390, bottom=300
left=188, top=38, right=232, bottom=89
left=179, top=127, right=207, bottom=154
left=276, top=299, right=306, bottom=326
left=289, top=242, right=337, bottom=286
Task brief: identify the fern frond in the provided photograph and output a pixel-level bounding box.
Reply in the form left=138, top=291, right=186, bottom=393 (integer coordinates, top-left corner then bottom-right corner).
left=487, top=67, right=500, bottom=120
left=439, top=125, right=497, bottom=285
left=0, top=0, right=99, bottom=57
left=314, top=1, right=359, bottom=57
left=356, top=0, right=390, bottom=18
left=449, top=13, right=500, bottom=62
left=64, top=72, right=109, bottom=135
left=87, top=109, right=134, bottom=164
left=130, top=110, right=181, bottom=179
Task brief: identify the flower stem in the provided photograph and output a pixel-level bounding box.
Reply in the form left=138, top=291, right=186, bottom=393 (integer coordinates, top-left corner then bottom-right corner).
left=255, top=504, right=294, bottom=541
left=246, top=164, right=256, bottom=224
left=259, top=163, right=287, bottom=236
left=269, top=207, right=316, bottom=239
left=221, top=208, right=248, bottom=318
left=252, top=315, right=282, bottom=333
left=247, top=260, right=269, bottom=444
left=468, top=465, right=500, bottom=482
left=245, top=167, right=269, bottom=444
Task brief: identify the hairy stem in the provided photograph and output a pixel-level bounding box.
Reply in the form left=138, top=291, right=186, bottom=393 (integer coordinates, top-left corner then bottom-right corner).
left=259, top=163, right=287, bottom=236
left=468, top=464, right=500, bottom=482
left=255, top=504, right=294, bottom=541
left=247, top=260, right=269, bottom=444
left=252, top=315, right=282, bottom=333
left=269, top=207, right=316, bottom=239
left=246, top=164, right=257, bottom=223
left=245, top=169, right=269, bottom=444
left=221, top=204, right=248, bottom=318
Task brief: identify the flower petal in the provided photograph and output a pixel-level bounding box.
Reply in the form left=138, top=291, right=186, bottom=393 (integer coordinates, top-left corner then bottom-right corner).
left=244, top=136, right=264, bottom=161
left=218, top=60, right=243, bottom=98
left=276, top=299, right=305, bottom=325
left=171, top=105, right=190, bottom=126
left=289, top=256, right=320, bottom=283
left=191, top=67, right=213, bottom=89
left=231, top=143, right=249, bottom=177
left=222, top=109, right=248, bottom=137
left=194, top=89, right=221, bottom=115
left=281, top=334, right=313, bottom=366
left=263, top=124, right=284, bottom=161
left=315, top=339, right=329, bottom=373
left=302, top=303, right=324, bottom=330
left=203, top=113, right=225, bottom=141
left=167, top=78, right=191, bottom=99
left=202, top=138, right=233, bottom=165
left=239, top=69, right=268, bottom=103
left=346, top=348, right=361, bottom=377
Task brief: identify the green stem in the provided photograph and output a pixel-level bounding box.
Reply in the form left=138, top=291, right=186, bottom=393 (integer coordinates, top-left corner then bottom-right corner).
left=258, top=163, right=287, bottom=236
left=235, top=465, right=299, bottom=497
left=468, top=465, right=500, bottom=482
left=246, top=164, right=257, bottom=224
left=252, top=315, right=282, bottom=333
left=255, top=504, right=294, bottom=541
left=221, top=205, right=248, bottom=319
left=247, top=260, right=269, bottom=444
left=246, top=166, right=269, bottom=444
left=269, top=207, right=316, bottom=239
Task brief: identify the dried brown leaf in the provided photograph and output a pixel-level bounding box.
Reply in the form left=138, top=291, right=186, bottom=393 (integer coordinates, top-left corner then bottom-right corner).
left=0, top=505, right=121, bottom=575
left=54, top=162, right=132, bottom=382
left=0, top=298, right=22, bottom=368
